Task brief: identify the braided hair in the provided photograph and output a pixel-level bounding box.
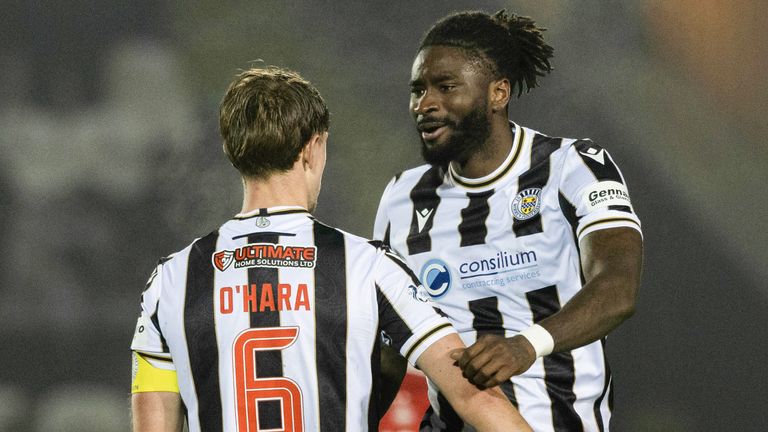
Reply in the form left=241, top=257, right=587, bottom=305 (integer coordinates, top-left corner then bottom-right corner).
left=420, top=9, right=554, bottom=97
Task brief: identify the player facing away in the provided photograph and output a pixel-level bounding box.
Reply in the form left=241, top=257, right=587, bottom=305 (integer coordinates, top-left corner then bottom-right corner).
left=373, top=10, right=644, bottom=432
left=130, top=66, right=531, bottom=432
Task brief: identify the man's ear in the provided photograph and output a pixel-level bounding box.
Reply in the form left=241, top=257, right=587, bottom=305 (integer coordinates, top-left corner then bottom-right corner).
left=489, top=78, right=511, bottom=113
left=301, top=131, right=328, bottom=170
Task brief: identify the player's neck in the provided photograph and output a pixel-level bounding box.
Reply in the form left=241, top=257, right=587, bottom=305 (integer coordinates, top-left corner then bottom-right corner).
left=452, top=117, right=514, bottom=179
left=240, top=171, right=311, bottom=214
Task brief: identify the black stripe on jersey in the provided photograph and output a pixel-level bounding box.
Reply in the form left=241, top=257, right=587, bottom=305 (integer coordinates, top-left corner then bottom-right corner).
left=468, top=296, right=518, bottom=407
left=573, top=140, right=623, bottom=183
left=183, top=230, right=223, bottom=432
left=526, top=285, right=583, bottom=432
left=312, top=221, right=348, bottom=432
left=513, top=134, right=562, bottom=237
left=594, top=339, right=612, bottom=432
left=468, top=296, right=505, bottom=336
left=246, top=232, right=283, bottom=430
left=559, top=192, right=580, bottom=247
left=407, top=166, right=443, bottom=255
left=459, top=190, right=494, bottom=247
left=375, top=284, right=413, bottom=354
left=368, top=333, right=382, bottom=430
left=383, top=222, right=391, bottom=246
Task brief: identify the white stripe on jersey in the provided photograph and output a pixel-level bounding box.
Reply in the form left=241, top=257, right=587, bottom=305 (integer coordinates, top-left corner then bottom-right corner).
left=374, top=123, right=641, bottom=432
left=131, top=206, right=454, bottom=432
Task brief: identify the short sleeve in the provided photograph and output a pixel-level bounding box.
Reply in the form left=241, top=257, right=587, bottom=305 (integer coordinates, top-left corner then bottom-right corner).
left=373, top=247, right=455, bottom=366
left=130, top=260, right=174, bottom=365
left=558, top=140, right=642, bottom=241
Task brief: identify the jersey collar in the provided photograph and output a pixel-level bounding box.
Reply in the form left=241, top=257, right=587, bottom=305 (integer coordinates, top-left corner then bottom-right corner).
left=234, top=206, right=310, bottom=220
left=448, top=121, right=524, bottom=190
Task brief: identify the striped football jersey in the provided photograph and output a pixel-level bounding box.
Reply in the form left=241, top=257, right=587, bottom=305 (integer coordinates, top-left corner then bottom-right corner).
left=131, top=206, right=454, bottom=432
left=374, top=122, right=642, bottom=432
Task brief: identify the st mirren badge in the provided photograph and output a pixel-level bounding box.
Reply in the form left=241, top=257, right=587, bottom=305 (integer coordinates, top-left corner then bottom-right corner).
left=255, top=216, right=271, bottom=228
left=511, top=188, right=542, bottom=220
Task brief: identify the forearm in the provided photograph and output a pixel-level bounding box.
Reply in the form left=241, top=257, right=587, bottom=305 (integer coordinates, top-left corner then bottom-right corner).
left=131, top=392, right=184, bottom=432
left=418, top=334, right=531, bottom=431
left=540, top=227, right=642, bottom=353
left=538, top=273, right=636, bottom=353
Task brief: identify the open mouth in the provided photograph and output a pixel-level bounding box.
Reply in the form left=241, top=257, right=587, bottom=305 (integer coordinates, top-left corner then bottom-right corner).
left=418, top=121, right=448, bottom=141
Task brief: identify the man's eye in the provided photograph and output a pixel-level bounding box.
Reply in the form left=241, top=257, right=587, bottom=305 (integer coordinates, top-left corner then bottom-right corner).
left=410, top=88, right=425, bottom=96
left=440, top=85, right=455, bottom=92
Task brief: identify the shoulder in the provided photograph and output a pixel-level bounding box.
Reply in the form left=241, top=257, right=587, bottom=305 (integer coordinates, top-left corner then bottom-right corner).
left=386, top=164, right=439, bottom=193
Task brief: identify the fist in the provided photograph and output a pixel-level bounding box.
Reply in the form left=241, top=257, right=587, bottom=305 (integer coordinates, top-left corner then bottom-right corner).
left=450, top=334, right=536, bottom=388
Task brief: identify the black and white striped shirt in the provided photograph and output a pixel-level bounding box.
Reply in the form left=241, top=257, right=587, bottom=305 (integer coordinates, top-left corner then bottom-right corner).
left=374, top=123, right=642, bottom=432
left=131, top=206, right=454, bottom=432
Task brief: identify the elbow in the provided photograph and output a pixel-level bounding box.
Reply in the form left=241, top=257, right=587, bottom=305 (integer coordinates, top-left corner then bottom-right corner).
left=612, top=292, right=637, bottom=323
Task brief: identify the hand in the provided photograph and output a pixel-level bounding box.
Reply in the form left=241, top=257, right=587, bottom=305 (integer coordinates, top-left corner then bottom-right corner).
left=449, top=334, right=536, bottom=388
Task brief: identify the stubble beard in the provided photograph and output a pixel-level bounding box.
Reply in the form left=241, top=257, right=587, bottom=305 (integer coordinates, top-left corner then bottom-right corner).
left=419, top=103, right=491, bottom=167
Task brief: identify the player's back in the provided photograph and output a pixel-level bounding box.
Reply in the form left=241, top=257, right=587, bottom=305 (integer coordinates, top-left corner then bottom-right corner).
left=132, top=206, right=442, bottom=431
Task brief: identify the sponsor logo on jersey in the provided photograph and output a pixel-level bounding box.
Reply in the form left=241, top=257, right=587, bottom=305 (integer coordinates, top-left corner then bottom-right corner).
left=219, top=283, right=311, bottom=314
left=420, top=259, right=451, bottom=298
left=213, top=250, right=235, bottom=271
left=459, top=250, right=539, bottom=279
left=212, top=244, right=316, bottom=271
left=583, top=181, right=631, bottom=209
left=511, top=188, right=542, bottom=220
left=255, top=216, right=271, bottom=228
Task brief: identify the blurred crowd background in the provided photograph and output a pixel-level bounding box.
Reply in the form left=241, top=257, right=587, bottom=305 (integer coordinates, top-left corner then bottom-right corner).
left=0, top=1, right=766, bottom=431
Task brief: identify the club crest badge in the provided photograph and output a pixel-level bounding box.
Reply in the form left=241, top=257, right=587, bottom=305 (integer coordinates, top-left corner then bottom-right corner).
left=212, top=250, right=234, bottom=271
left=511, top=188, right=542, bottom=220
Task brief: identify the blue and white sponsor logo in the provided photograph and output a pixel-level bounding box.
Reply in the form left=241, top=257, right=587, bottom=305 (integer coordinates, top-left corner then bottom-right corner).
left=420, top=259, right=451, bottom=298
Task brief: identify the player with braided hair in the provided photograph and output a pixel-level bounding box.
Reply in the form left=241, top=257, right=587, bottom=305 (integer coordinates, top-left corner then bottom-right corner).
left=375, top=10, right=643, bottom=431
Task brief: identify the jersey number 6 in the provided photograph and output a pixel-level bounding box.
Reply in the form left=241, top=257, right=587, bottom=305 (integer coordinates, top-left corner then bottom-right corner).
left=233, top=327, right=304, bottom=432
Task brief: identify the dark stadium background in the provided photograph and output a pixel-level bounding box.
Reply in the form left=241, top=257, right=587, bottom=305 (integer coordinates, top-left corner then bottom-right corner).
left=1, top=1, right=766, bottom=431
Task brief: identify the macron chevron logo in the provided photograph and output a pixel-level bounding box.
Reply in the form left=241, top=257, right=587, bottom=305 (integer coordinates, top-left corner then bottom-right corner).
left=579, top=147, right=606, bottom=165
left=416, top=208, right=434, bottom=233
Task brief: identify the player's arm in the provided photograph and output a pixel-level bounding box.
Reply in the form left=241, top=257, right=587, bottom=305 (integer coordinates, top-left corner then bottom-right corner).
left=454, top=227, right=642, bottom=387
left=540, top=227, right=642, bottom=351
left=132, top=392, right=184, bottom=432
left=417, top=333, right=532, bottom=432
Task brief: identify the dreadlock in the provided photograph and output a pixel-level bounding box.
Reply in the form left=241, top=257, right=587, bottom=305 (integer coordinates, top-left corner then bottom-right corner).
left=420, top=9, right=554, bottom=97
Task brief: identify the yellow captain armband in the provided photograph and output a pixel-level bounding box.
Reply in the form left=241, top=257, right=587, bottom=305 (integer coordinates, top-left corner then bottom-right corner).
left=131, top=351, right=179, bottom=393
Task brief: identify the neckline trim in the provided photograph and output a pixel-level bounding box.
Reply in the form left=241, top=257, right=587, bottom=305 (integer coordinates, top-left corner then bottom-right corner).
left=449, top=122, right=524, bottom=189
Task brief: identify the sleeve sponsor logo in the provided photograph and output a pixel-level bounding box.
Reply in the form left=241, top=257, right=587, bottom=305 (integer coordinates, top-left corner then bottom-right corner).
left=511, top=188, right=542, bottom=221
left=212, top=244, right=316, bottom=271
left=583, top=181, right=632, bottom=209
